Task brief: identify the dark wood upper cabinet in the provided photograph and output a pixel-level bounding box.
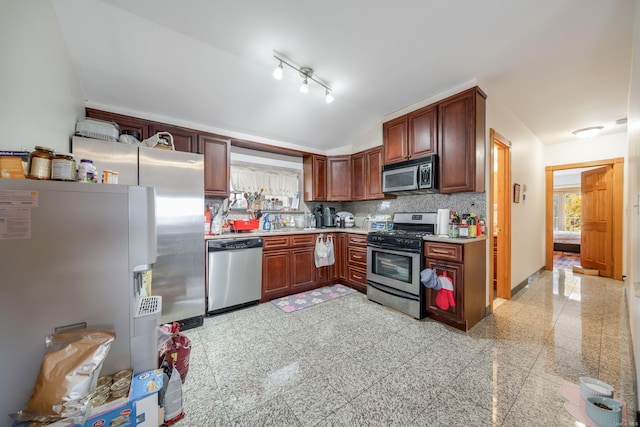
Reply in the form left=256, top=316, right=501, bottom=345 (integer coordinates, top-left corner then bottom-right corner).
left=303, top=155, right=327, bottom=201
left=198, top=134, right=230, bottom=197
left=327, top=156, right=351, bottom=201
left=364, top=147, right=384, bottom=199
left=438, top=87, right=486, bottom=194
left=383, top=106, right=436, bottom=165
left=85, top=108, right=150, bottom=140
left=351, top=152, right=365, bottom=200
left=382, top=116, right=408, bottom=164
left=351, top=146, right=386, bottom=200
left=408, top=105, right=437, bottom=158
left=149, top=123, right=198, bottom=153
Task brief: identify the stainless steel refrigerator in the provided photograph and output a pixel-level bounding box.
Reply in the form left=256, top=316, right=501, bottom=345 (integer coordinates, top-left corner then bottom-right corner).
left=0, top=180, right=158, bottom=421
left=72, top=136, right=205, bottom=328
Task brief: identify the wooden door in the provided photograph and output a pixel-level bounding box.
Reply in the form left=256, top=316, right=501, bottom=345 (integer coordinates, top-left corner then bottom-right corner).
left=365, top=147, right=384, bottom=199
left=408, top=105, right=437, bottom=159
left=580, top=166, right=614, bottom=277
left=303, top=155, right=327, bottom=201
left=262, top=250, right=290, bottom=300
left=425, top=259, right=463, bottom=322
left=327, top=156, right=351, bottom=200
left=351, top=153, right=366, bottom=200
left=198, top=134, right=230, bottom=197
left=383, top=116, right=408, bottom=164
left=291, top=247, right=315, bottom=289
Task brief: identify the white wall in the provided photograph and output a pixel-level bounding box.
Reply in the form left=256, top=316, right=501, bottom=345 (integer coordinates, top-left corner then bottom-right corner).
left=544, top=132, right=628, bottom=167
left=485, top=95, right=547, bottom=288
left=0, top=1, right=84, bottom=154
left=626, top=0, right=640, bottom=413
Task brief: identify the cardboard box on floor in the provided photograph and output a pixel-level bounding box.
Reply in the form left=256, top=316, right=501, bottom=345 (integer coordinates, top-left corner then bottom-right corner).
left=45, top=369, right=163, bottom=427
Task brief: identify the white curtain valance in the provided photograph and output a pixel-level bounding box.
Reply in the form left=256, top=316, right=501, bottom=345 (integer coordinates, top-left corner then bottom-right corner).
left=230, top=165, right=300, bottom=197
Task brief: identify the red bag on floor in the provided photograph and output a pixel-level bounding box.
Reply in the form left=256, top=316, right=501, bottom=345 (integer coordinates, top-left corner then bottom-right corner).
left=158, top=322, right=191, bottom=384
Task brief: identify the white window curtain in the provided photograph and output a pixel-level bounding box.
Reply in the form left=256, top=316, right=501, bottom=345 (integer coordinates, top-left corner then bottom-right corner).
left=230, top=164, right=300, bottom=197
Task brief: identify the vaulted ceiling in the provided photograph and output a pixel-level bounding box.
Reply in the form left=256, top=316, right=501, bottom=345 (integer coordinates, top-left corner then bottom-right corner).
left=52, top=0, right=635, bottom=151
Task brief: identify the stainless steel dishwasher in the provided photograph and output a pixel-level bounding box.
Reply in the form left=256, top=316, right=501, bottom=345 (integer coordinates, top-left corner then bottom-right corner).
left=206, top=237, right=263, bottom=315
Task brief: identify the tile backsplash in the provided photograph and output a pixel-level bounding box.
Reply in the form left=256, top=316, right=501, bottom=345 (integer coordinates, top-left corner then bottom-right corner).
left=206, top=192, right=486, bottom=227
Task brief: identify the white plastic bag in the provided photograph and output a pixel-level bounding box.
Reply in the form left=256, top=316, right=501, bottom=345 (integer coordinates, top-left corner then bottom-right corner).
left=325, top=234, right=335, bottom=266
left=315, top=235, right=329, bottom=267
left=314, top=234, right=335, bottom=267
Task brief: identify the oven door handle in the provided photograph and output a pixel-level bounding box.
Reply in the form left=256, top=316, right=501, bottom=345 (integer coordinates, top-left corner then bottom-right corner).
left=366, top=242, right=422, bottom=254
left=368, top=281, right=420, bottom=300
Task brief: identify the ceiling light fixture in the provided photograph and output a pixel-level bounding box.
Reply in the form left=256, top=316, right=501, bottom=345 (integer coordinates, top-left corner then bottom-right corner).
left=273, top=52, right=333, bottom=103
left=572, top=126, right=604, bottom=139
left=272, top=61, right=283, bottom=80
left=325, top=89, right=334, bottom=104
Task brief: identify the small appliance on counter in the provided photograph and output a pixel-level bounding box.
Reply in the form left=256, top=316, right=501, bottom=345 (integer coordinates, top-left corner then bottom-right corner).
left=323, top=206, right=337, bottom=227
left=313, top=203, right=324, bottom=229
left=336, top=211, right=355, bottom=228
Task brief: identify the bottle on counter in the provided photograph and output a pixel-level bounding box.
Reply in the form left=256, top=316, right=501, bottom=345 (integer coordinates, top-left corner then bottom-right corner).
left=468, top=214, right=477, bottom=238
left=78, top=159, right=97, bottom=183
left=478, top=215, right=486, bottom=235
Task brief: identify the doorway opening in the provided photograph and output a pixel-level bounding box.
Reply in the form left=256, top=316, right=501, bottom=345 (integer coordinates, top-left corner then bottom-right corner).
left=545, top=159, right=624, bottom=279
left=489, top=129, right=512, bottom=312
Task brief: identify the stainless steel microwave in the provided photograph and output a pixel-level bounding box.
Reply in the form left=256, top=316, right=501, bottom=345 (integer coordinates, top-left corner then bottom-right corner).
left=382, top=155, right=437, bottom=194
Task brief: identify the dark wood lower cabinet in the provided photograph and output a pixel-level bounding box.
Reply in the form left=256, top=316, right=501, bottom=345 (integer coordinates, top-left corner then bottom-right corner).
left=424, top=239, right=486, bottom=331
left=262, top=249, right=290, bottom=300
left=261, top=233, right=342, bottom=302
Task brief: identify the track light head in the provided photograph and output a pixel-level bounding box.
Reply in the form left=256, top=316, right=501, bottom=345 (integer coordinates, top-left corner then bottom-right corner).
left=325, top=89, right=334, bottom=104
left=300, top=78, right=309, bottom=94
left=272, top=61, right=283, bottom=80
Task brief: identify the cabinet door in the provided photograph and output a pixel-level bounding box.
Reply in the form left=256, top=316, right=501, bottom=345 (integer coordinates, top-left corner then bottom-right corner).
left=149, top=124, right=198, bottom=153
left=365, top=147, right=384, bottom=199
left=351, top=153, right=366, bottom=200
left=303, top=155, right=327, bottom=201
left=425, top=259, right=463, bottom=323
left=438, top=88, right=484, bottom=194
left=383, top=116, right=408, bottom=164
left=408, top=105, right=437, bottom=159
left=198, top=134, right=230, bottom=198
left=262, top=250, right=290, bottom=300
left=291, top=247, right=316, bottom=290
left=85, top=108, right=150, bottom=140
left=327, top=156, right=351, bottom=201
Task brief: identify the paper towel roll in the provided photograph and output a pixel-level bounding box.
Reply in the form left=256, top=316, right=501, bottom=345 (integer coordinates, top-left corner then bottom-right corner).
left=437, top=209, right=450, bottom=237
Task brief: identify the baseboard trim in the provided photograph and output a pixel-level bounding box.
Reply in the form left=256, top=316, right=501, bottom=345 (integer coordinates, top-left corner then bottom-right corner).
left=486, top=266, right=546, bottom=316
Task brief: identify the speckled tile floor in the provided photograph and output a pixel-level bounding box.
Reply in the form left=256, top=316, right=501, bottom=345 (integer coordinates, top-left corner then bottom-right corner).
left=180, top=269, right=636, bottom=426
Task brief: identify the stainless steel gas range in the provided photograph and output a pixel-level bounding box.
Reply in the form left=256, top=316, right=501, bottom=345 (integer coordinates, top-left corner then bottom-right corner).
left=366, top=212, right=437, bottom=319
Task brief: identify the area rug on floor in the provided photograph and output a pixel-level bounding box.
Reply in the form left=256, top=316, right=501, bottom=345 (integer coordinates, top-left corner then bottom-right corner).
left=271, top=284, right=355, bottom=312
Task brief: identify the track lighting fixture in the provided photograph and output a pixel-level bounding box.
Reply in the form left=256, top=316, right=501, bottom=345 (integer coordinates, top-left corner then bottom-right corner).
left=272, top=61, right=283, bottom=80
left=325, top=89, right=334, bottom=104
left=272, top=52, right=333, bottom=103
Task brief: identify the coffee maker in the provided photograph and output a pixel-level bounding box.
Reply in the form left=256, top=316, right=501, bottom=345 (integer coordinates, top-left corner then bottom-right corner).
left=313, top=204, right=324, bottom=229
left=323, top=206, right=337, bottom=227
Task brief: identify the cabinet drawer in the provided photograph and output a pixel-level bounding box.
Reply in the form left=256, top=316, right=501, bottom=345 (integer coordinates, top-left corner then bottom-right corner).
left=424, top=242, right=463, bottom=262
left=348, top=247, right=367, bottom=268
left=263, top=236, right=290, bottom=249
left=348, top=234, right=368, bottom=247
left=290, top=234, right=316, bottom=247
left=348, top=266, right=367, bottom=285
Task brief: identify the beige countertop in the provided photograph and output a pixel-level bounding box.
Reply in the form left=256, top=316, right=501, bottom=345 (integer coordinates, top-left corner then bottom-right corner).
left=423, top=235, right=488, bottom=244
left=205, top=227, right=368, bottom=240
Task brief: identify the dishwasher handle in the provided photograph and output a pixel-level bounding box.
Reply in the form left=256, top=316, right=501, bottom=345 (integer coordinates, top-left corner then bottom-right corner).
left=208, top=237, right=263, bottom=252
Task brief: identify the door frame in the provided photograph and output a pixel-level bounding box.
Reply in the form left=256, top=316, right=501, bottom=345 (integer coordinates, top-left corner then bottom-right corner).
left=545, top=158, right=624, bottom=280
left=489, top=129, right=512, bottom=311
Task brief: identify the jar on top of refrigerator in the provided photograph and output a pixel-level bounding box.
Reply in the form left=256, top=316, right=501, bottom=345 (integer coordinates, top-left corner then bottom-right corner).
left=51, top=153, right=76, bottom=181
left=27, top=146, right=54, bottom=180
